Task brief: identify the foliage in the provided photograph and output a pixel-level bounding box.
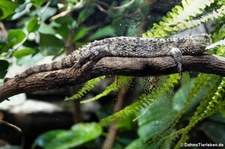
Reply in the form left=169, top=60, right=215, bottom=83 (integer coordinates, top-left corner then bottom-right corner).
left=143, top=0, right=223, bottom=38
left=0, top=60, right=9, bottom=78
left=1, top=0, right=225, bottom=149
left=33, top=123, right=102, bottom=149
left=80, top=76, right=133, bottom=103
left=65, top=76, right=106, bottom=101
left=99, top=74, right=179, bottom=127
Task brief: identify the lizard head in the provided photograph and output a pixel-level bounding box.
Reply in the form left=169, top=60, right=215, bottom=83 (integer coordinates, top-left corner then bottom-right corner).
left=181, top=34, right=211, bottom=55
left=191, top=34, right=211, bottom=53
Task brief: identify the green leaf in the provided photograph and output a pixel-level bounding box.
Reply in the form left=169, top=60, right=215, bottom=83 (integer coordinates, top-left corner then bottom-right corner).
left=7, top=29, right=26, bottom=47
left=0, top=42, right=9, bottom=54
left=34, top=130, right=65, bottom=148
left=34, top=123, right=102, bottom=149
left=31, top=0, right=45, bottom=8
left=12, top=2, right=32, bottom=20
left=0, top=0, right=18, bottom=20
left=16, top=53, right=44, bottom=65
left=89, top=26, right=115, bottom=40
left=54, top=16, right=76, bottom=29
left=73, top=27, right=91, bottom=41
left=138, top=96, right=176, bottom=140
left=38, top=7, right=57, bottom=21
left=200, top=121, right=225, bottom=144
left=27, top=17, right=39, bottom=32
left=13, top=48, right=36, bottom=58
left=39, top=33, right=64, bottom=55
left=39, top=23, right=56, bottom=35
left=125, top=138, right=161, bottom=149
left=125, top=139, right=143, bottom=149
left=52, top=16, right=76, bottom=38
left=209, top=113, right=225, bottom=124
left=0, top=60, right=9, bottom=78
left=77, top=8, right=95, bottom=24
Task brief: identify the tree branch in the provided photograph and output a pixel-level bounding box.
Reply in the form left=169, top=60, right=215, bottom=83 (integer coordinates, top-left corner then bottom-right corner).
left=0, top=55, right=225, bottom=102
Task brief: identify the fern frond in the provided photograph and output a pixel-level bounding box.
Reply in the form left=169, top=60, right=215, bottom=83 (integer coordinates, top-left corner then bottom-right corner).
left=174, top=133, right=189, bottom=149
left=206, top=38, right=225, bottom=50
left=143, top=0, right=215, bottom=38
left=142, top=74, right=221, bottom=147
left=99, top=74, right=179, bottom=127
left=65, top=76, right=105, bottom=101
left=173, top=75, right=222, bottom=146
left=173, top=74, right=221, bottom=126
left=199, top=77, right=225, bottom=119
left=81, top=76, right=133, bottom=104
left=134, top=74, right=179, bottom=122
left=177, top=5, right=225, bottom=30
left=99, top=96, right=155, bottom=127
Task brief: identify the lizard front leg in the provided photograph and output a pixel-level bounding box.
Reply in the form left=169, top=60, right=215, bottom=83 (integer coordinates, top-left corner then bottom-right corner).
left=71, top=44, right=110, bottom=70
left=169, top=47, right=182, bottom=80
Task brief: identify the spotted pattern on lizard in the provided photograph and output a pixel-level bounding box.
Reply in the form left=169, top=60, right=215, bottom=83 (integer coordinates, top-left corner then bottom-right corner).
left=12, top=34, right=211, bottom=80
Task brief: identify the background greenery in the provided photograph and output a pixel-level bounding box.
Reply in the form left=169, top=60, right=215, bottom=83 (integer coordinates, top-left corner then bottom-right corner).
left=0, top=0, right=225, bottom=149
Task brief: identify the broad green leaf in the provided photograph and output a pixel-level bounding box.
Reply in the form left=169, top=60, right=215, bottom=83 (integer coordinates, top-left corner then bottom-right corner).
left=200, top=121, right=225, bottom=144
left=16, top=53, right=44, bottom=65
left=34, top=123, right=102, bottom=149
left=125, top=138, right=161, bottom=149
left=39, top=34, right=64, bottom=55
left=27, top=17, right=39, bottom=32
left=73, top=27, right=91, bottom=41
left=37, top=7, right=57, bottom=21
left=0, top=0, right=18, bottom=20
left=52, top=16, right=76, bottom=38
left=89, top=26, right=115, bottom=40
left=31, top=0, right=45, bottom=8
left=0, top=42, right=9, bottom=54
left=125, top=139, right=143, bottom=149
left=34, top=130, right=65, bottom=148
left=7, top=29, right=26, bottom=47
left=0, top=60, right=9, bottom=78
left=54, top=16, right=76, bottom=29
left=13, top=48, right=36, bottom=58
left=138, top=96, right=176, bottom=140
left=39, top=23, right=56, bottom=35
left=209, top=113, right=225, bottom=124
left=77, top=8, right=95, bottom=24
left=12, top=2, right=32, bottom=20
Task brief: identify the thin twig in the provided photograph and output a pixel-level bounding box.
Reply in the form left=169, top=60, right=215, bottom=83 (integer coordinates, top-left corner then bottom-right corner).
left=50, top=9, right=71, bottom=21
left=102, top=87, right=127, bottom=149
left=0, top=120, right=22, bottom=133
left=112, top=0, right=136, bottom=10
left=94, top=0, right=136, bottom=13
left=0, top=22, right=7, bottom=40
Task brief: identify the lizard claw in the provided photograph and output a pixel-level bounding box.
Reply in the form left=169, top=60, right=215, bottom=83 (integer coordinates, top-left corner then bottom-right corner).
left=73, top=62, right=81, bottom=69
left=69, top=60, right=82, bottom=72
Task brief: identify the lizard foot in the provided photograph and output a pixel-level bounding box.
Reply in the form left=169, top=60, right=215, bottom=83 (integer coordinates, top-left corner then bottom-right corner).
left=170, top=47, right=182, bottom=80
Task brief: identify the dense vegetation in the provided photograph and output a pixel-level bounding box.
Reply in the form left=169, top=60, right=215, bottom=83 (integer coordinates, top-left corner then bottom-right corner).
left=0, top=0, right=225, bottom=148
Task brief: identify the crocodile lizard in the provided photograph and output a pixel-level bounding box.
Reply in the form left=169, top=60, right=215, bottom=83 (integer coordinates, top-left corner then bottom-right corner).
left=12, top=34, right=210, bottom=80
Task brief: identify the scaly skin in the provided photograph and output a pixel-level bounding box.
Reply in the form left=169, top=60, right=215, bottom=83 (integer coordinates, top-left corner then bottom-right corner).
left=13, top=34, right=211, bottom=80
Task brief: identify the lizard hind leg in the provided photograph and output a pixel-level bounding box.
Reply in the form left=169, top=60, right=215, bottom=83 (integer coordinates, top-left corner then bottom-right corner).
left=169, top=47, right=182, bottom=80
left=69, top=57, right=88, bottom=72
